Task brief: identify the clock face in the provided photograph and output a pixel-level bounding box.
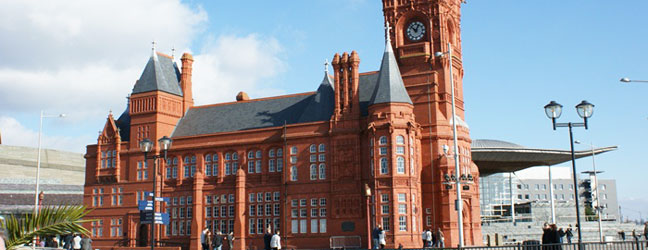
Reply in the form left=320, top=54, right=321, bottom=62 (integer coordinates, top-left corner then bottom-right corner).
left=406, top=21, right=425, bottom=41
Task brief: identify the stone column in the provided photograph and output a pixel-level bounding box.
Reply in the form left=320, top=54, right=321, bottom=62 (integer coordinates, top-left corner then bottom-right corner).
left=190, top=153, right=205, bottom=250
left=234, top=168, right=247, bottom=249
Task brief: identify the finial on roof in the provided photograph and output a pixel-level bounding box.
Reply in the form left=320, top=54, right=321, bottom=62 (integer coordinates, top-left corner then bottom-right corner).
left=151, top=41, right=158, bottom=60
left=109, top=109, right=113, bottom=115
left=152, top=41, right=156, bottom=52
left=171, top=46, right=176, bottom=59
left=324, top=59, right=329, bottom=74
left=385, top=21, right=392, bottom=44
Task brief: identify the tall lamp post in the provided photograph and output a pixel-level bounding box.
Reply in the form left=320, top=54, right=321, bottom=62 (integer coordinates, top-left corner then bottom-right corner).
left=574, top=140, right=604, bottom=242
left=364, top=184, right=372, bottom=249
left=544, top=100, right=595, bottom=248
left=33, top=111, right=65, bottom=249
left=435, top=42, right=465, bottom=248
left=139, top=136, right=172, bottom=250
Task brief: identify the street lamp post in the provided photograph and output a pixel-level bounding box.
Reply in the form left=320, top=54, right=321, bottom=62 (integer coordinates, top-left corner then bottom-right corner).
left=33, top=111, right=65, bottom=249
left=139, top=136, right=172, bottom=250
left=364, top=184, right=372, bottom=249
left=435, top=42, right=465, bottom=248
left=620, top=78, right=648, bottom=83
left=575, top=140, right=604, bottom=242
left=544, top=100, right=595, bottom=249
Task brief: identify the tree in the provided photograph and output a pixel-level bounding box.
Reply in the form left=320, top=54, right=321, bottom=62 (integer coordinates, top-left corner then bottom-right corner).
left=1, top=205, right=93, bottom=250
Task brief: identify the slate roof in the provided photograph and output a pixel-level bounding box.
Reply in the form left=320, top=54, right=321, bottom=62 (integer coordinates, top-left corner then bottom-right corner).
left=131, top=52, right=183, bottom=96
left=115, top=107, right=131, bottom=140
left=368, top=39, right=413, bottom=105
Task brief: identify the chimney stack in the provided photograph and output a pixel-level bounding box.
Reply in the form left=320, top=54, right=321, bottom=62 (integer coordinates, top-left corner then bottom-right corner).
left=180, top=53, right=194, bottom=115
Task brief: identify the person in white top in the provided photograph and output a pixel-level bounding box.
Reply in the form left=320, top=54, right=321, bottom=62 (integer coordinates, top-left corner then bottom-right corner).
left=421, top=229, right=429, bottom=247
left=201, top=227, right=210, bottom=250
left=378, top=226, right=386, bottom=249
left=270, top=230, right=281, bottom=250
left=72, top=234, right=82, bottom=250
left=425, top=229, right=433, bottom=247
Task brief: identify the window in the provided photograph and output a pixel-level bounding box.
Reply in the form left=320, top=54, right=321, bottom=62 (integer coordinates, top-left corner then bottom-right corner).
left=318, top=164, right=326, bottom=180
left=382, top=217, right=390, bottom=231
left=265, top=192, right=272, bottom=202
left=300, top=199, right=307, bottom=207
left=320, top=208, right=327, bottom=217
left=249, top=219, right=256, bottom=234
left=269, top=159, right=275, bottom=172
left=319, top=219, right=327, bottom=233
left=300, top=209, right=307, bottom=217
left=318, top=154, right=325, bottom=162
left=300, top=219, right=307, bottom=233
left=398, top=193, right=406, bottom=202
left=290, top=156, right=297, bottom=164
left=311, top=208, right=318, bottom=217
left=290, top=166, right=298, bottom=181
left=274, top=203, right=280, bottom=216
left=396, top=135, right=404, bottom=144
left=290, top=146, right=298, bottom=155
left=310, top=144, right=317, bottom=153
left=274, top=192, right=280, bottom=201
left=382, top=205, right=389, bottom=214
left=399, top=204, right=407, bottom=214
left=542, top=184, right=547, bottom=190
left=310, top=164, right=317, bottom=180
left=379, top=136, right=388, bottom=145
left=310, top=155, right=317, bottom=163
left=396, top=157, right=405, bottom=174
left=380, top=158, right=388, bottom=174
left=378, top=195, right=388, bottom=204
left=291, top=209, right=298, bottom=218
left=311, top=219, right=318, bottom=233
left=256, top=150, right=262, bottom=159
left=291, top=199, right=298, bottom=207
left=320, top=198, right=326, bottom=206
left=318, top=144, right=325, bottom=152
left=399, top=216, right=407, bottom=231
left=379, top=147, right=388, bottom=155
left=601, top=184, right=607, bottom=190
left=291, top=220, right=298, bottom=233
left=535, top=184, right=540, bottom=190
left=248, top=161, right=255, bottom=173
left=396, top=146, right=405, bottom=154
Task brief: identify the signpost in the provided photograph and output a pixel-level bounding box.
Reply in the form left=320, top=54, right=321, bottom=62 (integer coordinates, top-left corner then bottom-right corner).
left=139, top=193, right=169, bottom=225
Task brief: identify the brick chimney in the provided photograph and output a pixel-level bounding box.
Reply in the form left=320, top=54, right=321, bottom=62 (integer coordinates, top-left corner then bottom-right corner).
left=180, top=53, right=194, bottom=114
left=332, top=51, right=360, bottom=119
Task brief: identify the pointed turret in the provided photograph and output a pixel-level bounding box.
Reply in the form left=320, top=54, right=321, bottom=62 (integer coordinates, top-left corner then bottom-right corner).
left=131, top=48, right=183, bottom=96
left=368, top=24, right=412, bottom=106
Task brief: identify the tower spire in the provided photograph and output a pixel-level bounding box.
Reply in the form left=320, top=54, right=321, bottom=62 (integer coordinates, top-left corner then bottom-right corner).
left=385, top=21, right=392, bottom=48
left=151, top=41, right=158, bottom=60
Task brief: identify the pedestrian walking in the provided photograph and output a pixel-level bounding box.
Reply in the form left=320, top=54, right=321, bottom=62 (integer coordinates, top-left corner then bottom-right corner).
left=72, top=234, right=82, bottom=250
left=202, top=227, right=210, bottom=250
left=212, top=229, right=224, bottom=250
left=426, top=228, right=433, bottom=247
left=206, top=231, right=213, bottom=250
left=264, top=227, right=273, bottom=250
left=378, top=226, right=386, bottom=249
left=619, top=230, right=626, bottom=241
left=226, top=232, right=234, bottom=250
left=80, top=235, right=92, bottom=250
left=436, top=228, right=444, bottom=248
left=373, top=225, right=381, bottom=249
left=565, top=225, right=573, bottom=244
left=421, top=228, right=429, bottom=247
left=633, top=230, right=639, bottom=241
left=558, top=228, right=565, bottom=243
left=270, top=230, right=281, bottom=250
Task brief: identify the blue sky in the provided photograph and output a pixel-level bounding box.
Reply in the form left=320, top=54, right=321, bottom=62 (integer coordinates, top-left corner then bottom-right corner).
left=1, top=1, right=647, bottom=220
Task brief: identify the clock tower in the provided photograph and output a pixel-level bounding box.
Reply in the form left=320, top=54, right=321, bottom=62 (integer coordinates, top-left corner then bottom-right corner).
left=382, top=0, right=482, bottom=246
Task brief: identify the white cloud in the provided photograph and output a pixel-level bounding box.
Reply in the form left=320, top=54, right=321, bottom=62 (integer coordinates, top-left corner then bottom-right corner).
left=192, top=34, right=287, bottom=104
left=0, top=0, right=288, bottom=153
left=0, top=116, right=91, bottom=153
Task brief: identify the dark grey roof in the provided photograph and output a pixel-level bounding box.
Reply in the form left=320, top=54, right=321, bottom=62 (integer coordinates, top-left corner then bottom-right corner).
left=299, top=73, right=335, bottom=122
left=368, top=40, right=413, bottom=105
left=132, top=53, right=183, bottom=96
left=115, top=107, right=130, bottom=141
left=172, top=92, right=330, bottom=137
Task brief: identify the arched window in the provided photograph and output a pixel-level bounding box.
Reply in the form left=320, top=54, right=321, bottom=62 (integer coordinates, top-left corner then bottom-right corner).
left=232, top=152, right=238, bottom=160
left=397, top=157, right=405, bottom=174
left=310, top=164, right=317, bottom=180
left=183, top=155, right=196, bottom=178
left=256, top=150, right=262, bottom=159
left=379, top=136, right=388, bottom=145
left=290, top=166, right=298, bottom=181
left=225, top=153, right=231, bottom=161
left=290, top=146, right=298, bottom=155
left=268, top=147, right=282, bottom=172
left=309, top=144, right=317, bottom=153
left=318, top=144, right=325, bottom=152
left=269, top=149, right=275, bottom=157
left=396, top=135, right=405, bottom=145
left=212, top=154, right=219, bottom=162
left=380, top=158, right=389, bottom=174
left=248, top=151, right=255, bottom=159
left=318, top=163, right=326, bottom=180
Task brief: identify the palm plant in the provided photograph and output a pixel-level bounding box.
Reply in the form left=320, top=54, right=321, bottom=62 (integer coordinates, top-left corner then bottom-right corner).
left=1, top=205, right=93, bottom=250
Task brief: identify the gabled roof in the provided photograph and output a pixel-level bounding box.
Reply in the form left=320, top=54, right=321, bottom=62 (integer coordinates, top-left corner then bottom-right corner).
left=132, top=52, right=183, bottom=96
left=368, top=39, right=412, bottom=106
left=298, top=73, right=335, bottom=122
left=115, top=107, right=130, bottom=141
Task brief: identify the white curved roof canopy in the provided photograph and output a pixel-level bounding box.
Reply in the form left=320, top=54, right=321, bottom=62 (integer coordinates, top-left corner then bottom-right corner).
left=471, top=139, right=618, bottom=177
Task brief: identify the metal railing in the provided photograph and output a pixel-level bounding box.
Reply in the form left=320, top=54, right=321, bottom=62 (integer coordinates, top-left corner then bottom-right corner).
left=441, top=240, right=647, bottom=250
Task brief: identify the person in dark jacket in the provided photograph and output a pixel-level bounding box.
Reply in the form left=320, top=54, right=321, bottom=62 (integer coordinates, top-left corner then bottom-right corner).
left=549, top=224, right=563, bottom=250
left=64, top=234, right=74, bottom=250
left=263, top=227, right=273, bottom=250
left=212, top=229, right=224, bottom=250
left=541, top=223, right=551, bottom=250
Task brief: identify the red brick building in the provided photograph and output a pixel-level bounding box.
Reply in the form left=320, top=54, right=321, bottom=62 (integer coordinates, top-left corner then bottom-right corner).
left=83, top=0, right=482, bottom=249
